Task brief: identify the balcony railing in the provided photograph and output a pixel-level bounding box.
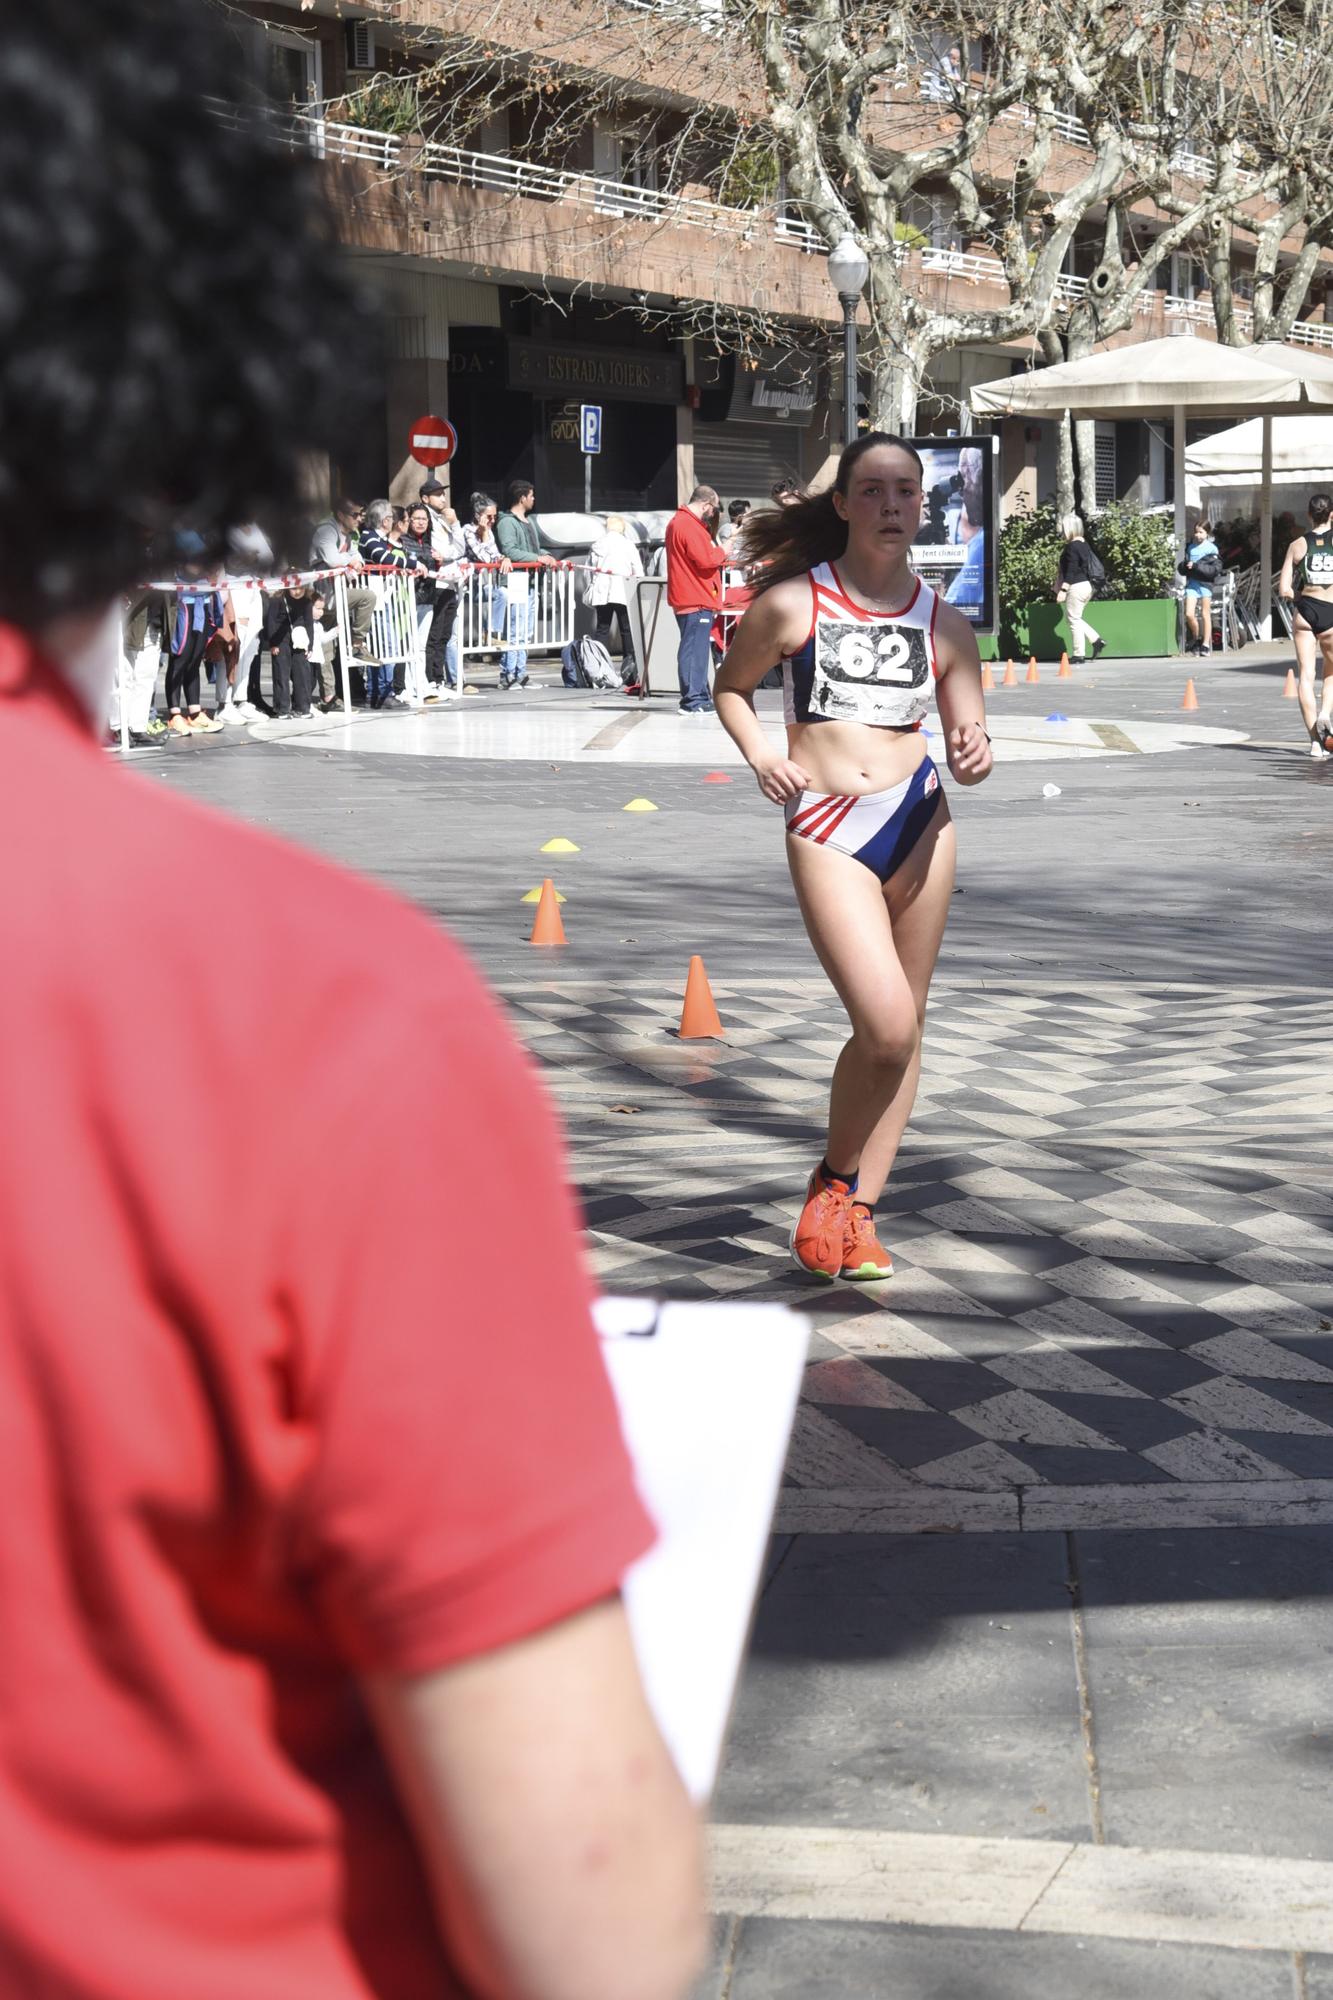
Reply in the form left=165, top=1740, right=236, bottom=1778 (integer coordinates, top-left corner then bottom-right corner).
left=233, top=102, right=1333, bottom=354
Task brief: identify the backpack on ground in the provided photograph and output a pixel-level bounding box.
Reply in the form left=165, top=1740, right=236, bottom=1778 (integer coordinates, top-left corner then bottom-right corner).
left=560, top=641, right=581, bottom=687
left=573, top=635, right=621, bottom=690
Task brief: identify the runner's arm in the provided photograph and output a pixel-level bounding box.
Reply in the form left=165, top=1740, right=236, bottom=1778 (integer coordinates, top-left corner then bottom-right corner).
left=713, top=583, right=811, bottom=802
left=1279, top=537, right=1305, bottom=601
left=933, top=600, right=993, bottom=787
left=365, top=1597, right=704, bottom=2000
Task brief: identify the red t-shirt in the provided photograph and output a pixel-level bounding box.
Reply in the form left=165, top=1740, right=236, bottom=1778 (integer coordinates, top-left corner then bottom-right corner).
left=0, top=631, right=653, bottom=2000
left=665, top=507, right=726, bottom=612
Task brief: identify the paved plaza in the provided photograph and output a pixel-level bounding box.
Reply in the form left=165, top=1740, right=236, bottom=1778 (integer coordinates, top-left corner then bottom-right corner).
left=154, top=642, right=1333, bottom=1996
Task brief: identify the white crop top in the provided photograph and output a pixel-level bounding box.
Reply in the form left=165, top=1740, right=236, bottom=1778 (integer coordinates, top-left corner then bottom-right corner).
left=782, top=562, right=940, bottom=730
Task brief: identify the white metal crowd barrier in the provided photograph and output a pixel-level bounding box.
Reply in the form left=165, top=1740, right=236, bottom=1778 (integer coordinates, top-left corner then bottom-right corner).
left=331, top=567, right=420, bottom=708
left=455, top=563, right=575, bottom=662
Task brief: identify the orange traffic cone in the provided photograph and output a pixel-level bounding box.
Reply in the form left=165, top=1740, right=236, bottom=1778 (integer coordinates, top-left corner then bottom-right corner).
left=678, top=955, right=723, bottom=1039
left=981, top=661, right=995, bottom=691
left=1283, top=668, right=1298, bottom=698
left=1002, top=658, right=1017, bottom=687
left=1058, top=651, right=1072, bottom=678
left=1026, top=655, right=1040, bottom=683
left=529, top=878, right=566, bottom=946
left=1181, top=678, right=1199, bottom=711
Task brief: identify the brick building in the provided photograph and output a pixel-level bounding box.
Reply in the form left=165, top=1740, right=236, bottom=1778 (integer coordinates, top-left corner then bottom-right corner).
left=225, top=0, right=1333, bottom=520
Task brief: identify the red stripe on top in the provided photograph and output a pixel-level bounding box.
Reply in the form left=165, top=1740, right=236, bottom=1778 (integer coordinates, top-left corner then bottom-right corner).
left=801, top=572, right=818, bottom=646
left=789, top=792, right=853, bottom=837
left=821, top=564, right=922, bottom=623
left=812, top=795, right=860, bottom=845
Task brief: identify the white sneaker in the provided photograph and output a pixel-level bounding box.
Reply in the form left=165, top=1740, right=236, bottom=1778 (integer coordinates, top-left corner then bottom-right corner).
left=1311, top=739, right=1327, bottom=760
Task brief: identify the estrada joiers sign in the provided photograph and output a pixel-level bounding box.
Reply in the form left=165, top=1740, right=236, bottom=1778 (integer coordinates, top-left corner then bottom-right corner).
left=508, top=338, right=683, bottom=403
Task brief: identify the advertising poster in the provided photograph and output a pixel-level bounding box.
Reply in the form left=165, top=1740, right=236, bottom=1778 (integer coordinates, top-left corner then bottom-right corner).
left=903, top=435, right=997, bottom=632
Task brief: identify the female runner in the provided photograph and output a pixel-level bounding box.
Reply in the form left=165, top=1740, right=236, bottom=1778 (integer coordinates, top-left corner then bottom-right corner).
left=1278, top=490, right=1333, bottom=760
left=714, top=434, right=992, bottom=1281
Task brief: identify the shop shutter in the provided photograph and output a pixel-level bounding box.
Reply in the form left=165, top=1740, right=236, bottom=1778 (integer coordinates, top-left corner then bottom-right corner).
left=692, top=424, right=803, bottom=507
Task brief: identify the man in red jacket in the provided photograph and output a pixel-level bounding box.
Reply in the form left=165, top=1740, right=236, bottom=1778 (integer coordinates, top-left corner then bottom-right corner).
left=664, top=484, right=726, bottom=713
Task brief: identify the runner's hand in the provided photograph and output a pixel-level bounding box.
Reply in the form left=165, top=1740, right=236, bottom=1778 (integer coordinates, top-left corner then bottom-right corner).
left=753, top=754, right=810, bottom=804
left=948, top=722, right=992, bottom=784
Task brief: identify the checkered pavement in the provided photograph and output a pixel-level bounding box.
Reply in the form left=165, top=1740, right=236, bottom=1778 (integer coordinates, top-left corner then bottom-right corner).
left=502, top=976, right=1333, bottom=1505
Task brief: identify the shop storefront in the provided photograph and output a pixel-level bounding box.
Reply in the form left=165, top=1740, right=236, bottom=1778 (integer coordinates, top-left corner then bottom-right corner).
left=693, top=344, right=825, bottom=505
left=449, top=328, right=681, bottom=514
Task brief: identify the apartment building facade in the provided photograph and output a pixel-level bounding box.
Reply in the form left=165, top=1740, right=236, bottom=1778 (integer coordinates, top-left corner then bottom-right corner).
left=227, top=0, right=1333, bottom=521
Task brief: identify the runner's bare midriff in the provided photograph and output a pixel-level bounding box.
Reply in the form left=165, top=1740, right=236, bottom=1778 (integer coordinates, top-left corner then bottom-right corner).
left=786, top=716, right=928, bottom=798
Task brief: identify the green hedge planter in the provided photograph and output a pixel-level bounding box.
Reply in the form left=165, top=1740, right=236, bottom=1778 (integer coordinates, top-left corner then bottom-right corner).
left=1023, top=598, right=1178, bottom=660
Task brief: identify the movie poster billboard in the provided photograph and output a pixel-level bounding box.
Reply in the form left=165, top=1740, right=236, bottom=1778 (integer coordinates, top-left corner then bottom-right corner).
left=903, top=435, right=997, bottom=632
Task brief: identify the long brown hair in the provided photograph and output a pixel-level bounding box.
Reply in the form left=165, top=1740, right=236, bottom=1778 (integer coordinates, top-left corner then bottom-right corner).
left=743, top=433, right=925, bottom=593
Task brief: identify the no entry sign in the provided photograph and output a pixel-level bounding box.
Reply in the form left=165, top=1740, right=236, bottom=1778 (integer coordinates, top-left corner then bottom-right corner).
left=408, top=414, right=458, bottom=468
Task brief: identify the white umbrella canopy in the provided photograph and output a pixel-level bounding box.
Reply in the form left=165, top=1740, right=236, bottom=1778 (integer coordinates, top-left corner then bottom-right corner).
left=1185, top=413, right=1333, bottom=478
left=970, top=335, right=1333, bottom=637
left=970, top=333, right=1333, bottom=419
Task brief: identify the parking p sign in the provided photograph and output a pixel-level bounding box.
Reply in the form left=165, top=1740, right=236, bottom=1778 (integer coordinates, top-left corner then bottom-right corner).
left=580, top=404, right=602, bottom=455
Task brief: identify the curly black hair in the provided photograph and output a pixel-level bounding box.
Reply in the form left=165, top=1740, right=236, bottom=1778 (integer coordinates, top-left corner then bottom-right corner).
left=0, top=0, right=377, bottom=624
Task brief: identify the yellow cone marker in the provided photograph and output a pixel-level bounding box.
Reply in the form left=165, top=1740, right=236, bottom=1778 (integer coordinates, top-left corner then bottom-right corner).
left=623, top=798, right=659, bottom=813
left=540, top=837, right=580, bottom=853
left=521, top=884, right=567, bottom=903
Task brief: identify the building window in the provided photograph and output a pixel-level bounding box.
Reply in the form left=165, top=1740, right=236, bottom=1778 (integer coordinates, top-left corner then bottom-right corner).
left=261, top=25, right=322, bottom=107
left=1094, top=425, right=1117, bottom=509
left=592, top=122, right=660, bottom=215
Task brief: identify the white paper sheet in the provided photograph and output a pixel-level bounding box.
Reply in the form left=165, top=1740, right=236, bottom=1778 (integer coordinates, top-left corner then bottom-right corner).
left=596, top=1296, right=810, bottom=1802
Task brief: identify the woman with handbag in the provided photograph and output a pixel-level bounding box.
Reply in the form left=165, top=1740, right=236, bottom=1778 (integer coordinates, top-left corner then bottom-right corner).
left=1179, top=519, right=1221, bottom=657
left=584, top=516, right=644, bottom=686
left=1054, top=515, right=1105, bottom=662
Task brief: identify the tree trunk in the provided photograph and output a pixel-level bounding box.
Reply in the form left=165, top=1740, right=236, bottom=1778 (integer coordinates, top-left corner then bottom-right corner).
left=867, top=334, right=926, bottom=435
left=1074, top=417, right=1098, bottom=522
left=1055, top=414, right=1075, bottom=523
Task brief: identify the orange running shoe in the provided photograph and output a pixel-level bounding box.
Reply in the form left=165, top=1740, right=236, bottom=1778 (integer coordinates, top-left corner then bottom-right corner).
left=790, top=1167, right=855, bottom=1280
left=841, top=1203, right=894, bottom=1280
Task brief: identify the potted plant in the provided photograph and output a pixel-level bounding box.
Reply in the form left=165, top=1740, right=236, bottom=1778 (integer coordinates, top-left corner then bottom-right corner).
left=998, top=502, right=1178, bottom=658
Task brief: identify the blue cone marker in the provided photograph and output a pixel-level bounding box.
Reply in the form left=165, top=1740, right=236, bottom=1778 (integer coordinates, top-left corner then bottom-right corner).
left=1045, top=713, right=1070, bottom=723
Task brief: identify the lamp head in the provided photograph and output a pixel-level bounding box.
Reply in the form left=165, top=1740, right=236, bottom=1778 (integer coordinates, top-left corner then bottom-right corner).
left=827, top=232, right=870, bottom=299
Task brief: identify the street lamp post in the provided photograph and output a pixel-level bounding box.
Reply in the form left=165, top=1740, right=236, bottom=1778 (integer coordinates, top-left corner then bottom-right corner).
left=826, top=233, right=870, bottom=449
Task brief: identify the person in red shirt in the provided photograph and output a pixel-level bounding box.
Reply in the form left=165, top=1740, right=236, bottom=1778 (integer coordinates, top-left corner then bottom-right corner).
left=0, top=7, right=704, bottom=2000
left=664, top=484, right=726, bottom=713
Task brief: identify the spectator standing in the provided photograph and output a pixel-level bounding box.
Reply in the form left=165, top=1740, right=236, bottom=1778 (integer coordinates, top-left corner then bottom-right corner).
left=262, top=579, right=316, bottom=718
left=203, top=562, right=239, bottom=720
left=586, top=515, right=644, bottom=685
left=1055, top=515, right=1106, bottom=662
left=664, top=484, right=725, bottom=713
left=421, top=478, right=467, bottom=691
left=719, top=498, right=752, bottom=555
left=309, top=497, right=374, bottom=686
left=224, top=521, right=273, bottom=720
left=166, top=535, right=225, bottom=735
left=1179, top=517, right=1221, bottom=657
left=466, top=489, right=511, bottom=649
left=360, top=498, right=412, bottom=708
left=400, top=501, right=438, bottom=708
left=494, top=478, right=554, bottom=689
left=111, top=586, right=168, bottom=744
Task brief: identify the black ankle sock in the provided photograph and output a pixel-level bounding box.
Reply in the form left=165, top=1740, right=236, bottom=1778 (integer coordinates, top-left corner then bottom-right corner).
left=820, top=1158, right=859, bottom=1193
left=850, top=1199, right=875, bottom=1218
